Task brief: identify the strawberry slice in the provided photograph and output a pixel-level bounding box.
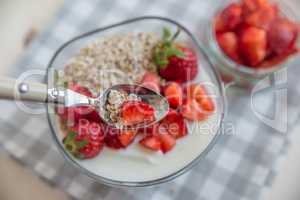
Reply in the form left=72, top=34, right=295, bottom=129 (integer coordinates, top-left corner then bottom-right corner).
left=215, top=3, right=242, bottom=32
left=217, top=32, right=242, bottom=63
left=118, top=130, right=137, bottom=147
left=242, top=0, right=268, bottom=14
left=163, top=82, right=183, bottom=108
left=120, top=100, right=155, bottom=126
left=268, top=18, right=299, bottom=55
left=244, top=4, right=278, bottom=29
left=160, top=110, right=187, bottom=139
left=139, top=136, right=161, bottom=151
left=140, top=72, right=161, bottom=93
left=259, top=47, right=299, bottom=68
left=104, top=126, right=123, bottom=149
left=181, top=98, right=207, bottom=121
left=56, top=84, right=102, bottom=124
left=159, top=132, right=176, bottom=154
left=240, top=26, right=267, bottom=66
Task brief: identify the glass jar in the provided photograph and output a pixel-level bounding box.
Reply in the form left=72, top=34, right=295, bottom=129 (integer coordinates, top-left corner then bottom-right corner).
left=205, top=0, right=299, bottom=89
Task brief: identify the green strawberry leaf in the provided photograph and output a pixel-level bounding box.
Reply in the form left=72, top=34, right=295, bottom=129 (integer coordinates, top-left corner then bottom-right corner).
left=162, top=27, right=171, bottom=41
left=63, top=131, right=77, bottom=144
left=76, top=140, right=89, bottom=149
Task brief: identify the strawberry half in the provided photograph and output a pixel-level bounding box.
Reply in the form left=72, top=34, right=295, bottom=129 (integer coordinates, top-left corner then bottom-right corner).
left=139, top=136, right=161, bottom=151
left=159, top=132, right=176, bottom=154
left=56, top=84, right=102, bottom=124
left=181, top=98, right=207, bottom=121
left=268, top=18, right=299, bottom=55
left=153, top=28, right=198, bottom=83
left=215, top=3, right=242, bottom=32
left=160, top=110, right=187, bottom=139
left=140, top=72, right=161, bottom=93
left=63, top=120, right=104, bottom=159
left=216, top=32, right=242, bottom=63
left=163, top=82, right=183, bottom=108
left=120, top=100, right=155, bottom=126
left=240, top=26, right=267, bottom=66
left=118, top=130, right=137, bottom=147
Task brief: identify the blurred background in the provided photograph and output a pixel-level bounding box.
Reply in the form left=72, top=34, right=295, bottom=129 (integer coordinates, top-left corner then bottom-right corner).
left=0, top=0, right=300, bottom=200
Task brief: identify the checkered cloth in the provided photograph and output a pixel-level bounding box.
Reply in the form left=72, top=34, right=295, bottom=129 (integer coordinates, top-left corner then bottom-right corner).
left=1, top=0, right=300, bottom=199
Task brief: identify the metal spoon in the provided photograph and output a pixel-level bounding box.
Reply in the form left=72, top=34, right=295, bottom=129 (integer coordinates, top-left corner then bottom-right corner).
left=0, top=77, right=169, bottom=128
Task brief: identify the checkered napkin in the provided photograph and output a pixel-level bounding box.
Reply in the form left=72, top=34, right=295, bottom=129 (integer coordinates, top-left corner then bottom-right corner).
left=1, top=0, right=300, bottom=199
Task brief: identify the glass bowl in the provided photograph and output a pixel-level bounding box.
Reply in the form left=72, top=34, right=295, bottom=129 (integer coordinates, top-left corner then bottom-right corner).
left=205, top=0, right=299, bottom=89
left=46, top=16, right=225, bottom=187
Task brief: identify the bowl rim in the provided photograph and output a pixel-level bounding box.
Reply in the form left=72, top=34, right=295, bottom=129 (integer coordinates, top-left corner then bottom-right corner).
left=46, top=15, right=226, bottom=188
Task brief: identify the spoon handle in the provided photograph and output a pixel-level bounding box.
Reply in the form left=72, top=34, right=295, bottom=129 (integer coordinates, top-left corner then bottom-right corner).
left=0, top=77, right=48, bottom=102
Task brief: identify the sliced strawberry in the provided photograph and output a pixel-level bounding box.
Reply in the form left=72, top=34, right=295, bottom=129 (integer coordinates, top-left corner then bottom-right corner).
left=139, top=136, right=161, bottom=151
left=244, top=4, right=278, bottom=29
left=259, top=47, right=299, bottom=67
left=242, top=0, right=268, bottom=14
left=181, top=98, right=207, bottom=121
left=140, top=72, right=161, bottom=93
left=118, top=130, right=137, bottom=147
left=217, top=32, right=242, bottom=63
left=160, top=110, right=187, bottom=139
left=120, top=100, right=155, bottom=126
left=268, top=18, right=299, bottom=55
left=240, top=26, right=267, bottom=66
left=159, top=132, right=176, bottom=153
left=104, top=126, right=123, bottom=149
left=215, top=3, right=242, bottom=32
left=63, top=120, right=104, bottom=159
left=163, top=82, right=183, bottom=108
left=56, top=84, right=102, bottom=125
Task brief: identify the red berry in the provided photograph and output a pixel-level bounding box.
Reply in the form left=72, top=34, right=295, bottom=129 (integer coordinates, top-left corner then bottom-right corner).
left=120, top=100, right=155, bottom=126
left=268, top=18, right=299, bottom=55
left=139, top=136, right=161, bottom=151
left=244, top=4, right=278, bottom=29
left=240, top=26, right=267, bottom=66
left=160, top=110, right=187, bottom=139
left=217, top=32, right=242, bottom=63
left=104, top=126, right=123, bottom=149
left=63, top=120, right=104, bottom=159
left=259, top=47, right=299, bottom=67
left=181, top=98, right=207, bottom=121
left=158, top=132, right=176, bottom=154
left=118, top=130, right=137, bottom=147
left=159, top=46, right=198, bottom=82
left=163, top=82, right=183, bottom=108
left=215, top=3, right=242, bottom=32
left=140, top=72, right=161, bottom=93
left=242, top=0, right=268, bottom=14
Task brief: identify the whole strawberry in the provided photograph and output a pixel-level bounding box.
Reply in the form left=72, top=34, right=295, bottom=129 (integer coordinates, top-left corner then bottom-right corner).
left=153, top=28, right=198, bottom=83
left=63, top=120, right=105, bottom=159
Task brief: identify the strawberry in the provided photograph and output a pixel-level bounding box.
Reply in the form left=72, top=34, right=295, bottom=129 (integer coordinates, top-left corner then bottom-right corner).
left=153, top=28, right=198, bottom=83
left=140, top=72, right=161, bottom=93
left=163, top=82, right=183, bottom=108
left=215, top=3, right=242, bottom=32
left=268, top=18, right=299, bottom=55
left=158, top=132, right=176, bottom=153
left=118, top=130, right=137, bottom=147
left=56, top=84, right=102, bottom=124
left=216, top=32, right=242, bottom=63
left=120, top=100, right=155, bottom=126
left=63, top=120, right=104, bottom=159
left=181, top=98, right=207, bottom=121
left=244, top=4, right=278, bottom=29
left=160, top=110, right=187, bottom=139
left=242, top=0, right=268, bottom=14
left=240, top=26, right=267, bottom=66
left=104, top=126, right=123, bottom=149
left=259, top=47, right=299, bottom=67
left=139, top=136, right=161, bottom=151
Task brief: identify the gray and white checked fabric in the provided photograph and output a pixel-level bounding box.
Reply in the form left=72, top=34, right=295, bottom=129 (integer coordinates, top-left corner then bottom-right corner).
left=1, top=0, right=300, bottom=199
